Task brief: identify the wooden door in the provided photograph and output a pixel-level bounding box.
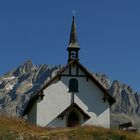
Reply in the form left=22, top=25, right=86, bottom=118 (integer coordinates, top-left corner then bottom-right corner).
left=68, top=111, right=79, bottom=127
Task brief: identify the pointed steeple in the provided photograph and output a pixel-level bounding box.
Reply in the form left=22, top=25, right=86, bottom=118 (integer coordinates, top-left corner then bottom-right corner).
left=67, top=16, right=80, bottom=63
left=68, top=16, right=80, bottom=48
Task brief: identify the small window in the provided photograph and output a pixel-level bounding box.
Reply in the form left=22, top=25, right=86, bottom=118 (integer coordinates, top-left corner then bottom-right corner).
left=69, top=78, right=78, bottom=92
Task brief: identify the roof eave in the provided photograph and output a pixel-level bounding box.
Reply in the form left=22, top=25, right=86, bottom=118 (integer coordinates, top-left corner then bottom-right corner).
left=57, top=103, right=90, bottom=120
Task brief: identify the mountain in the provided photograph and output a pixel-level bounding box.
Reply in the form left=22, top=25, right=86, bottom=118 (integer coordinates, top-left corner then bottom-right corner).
left=0, top=60, right=140, bottom=129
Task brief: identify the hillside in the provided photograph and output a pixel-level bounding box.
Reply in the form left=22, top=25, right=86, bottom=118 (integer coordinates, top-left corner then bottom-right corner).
left=0, top=116, right=140, bottom=140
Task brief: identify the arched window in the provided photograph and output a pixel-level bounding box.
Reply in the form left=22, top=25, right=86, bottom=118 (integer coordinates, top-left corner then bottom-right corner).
left=69, top=78, right=78, bottom=92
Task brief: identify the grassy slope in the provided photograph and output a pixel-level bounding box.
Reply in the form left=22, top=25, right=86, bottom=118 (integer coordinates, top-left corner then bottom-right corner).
left=0, top=116, right=140, bottom=140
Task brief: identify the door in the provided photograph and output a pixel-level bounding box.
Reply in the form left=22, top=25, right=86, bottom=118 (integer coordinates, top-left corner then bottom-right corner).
left=68, top=111, right=79, bottom=127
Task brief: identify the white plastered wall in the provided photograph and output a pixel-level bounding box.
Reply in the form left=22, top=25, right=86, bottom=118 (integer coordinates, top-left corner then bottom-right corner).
left=35, top=64, right=110, bottom=128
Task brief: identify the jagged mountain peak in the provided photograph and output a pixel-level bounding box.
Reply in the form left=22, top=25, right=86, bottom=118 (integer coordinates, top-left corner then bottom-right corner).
left=94, top=73, right=112, bottom=89
left=13, top=59, right=35, bottom=77
left=23, top=59, right=34, bottom=68
left=110, top=80, right=137, bottom=96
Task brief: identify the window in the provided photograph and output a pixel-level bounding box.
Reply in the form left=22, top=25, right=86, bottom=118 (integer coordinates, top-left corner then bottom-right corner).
left=69, top=78, right=78, bottom=92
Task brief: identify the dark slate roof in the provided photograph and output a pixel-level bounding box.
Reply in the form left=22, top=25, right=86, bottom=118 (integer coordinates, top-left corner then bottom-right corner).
left=68, top=16, right=80, bottom=49
left=22, top=60, right=115, bottom=116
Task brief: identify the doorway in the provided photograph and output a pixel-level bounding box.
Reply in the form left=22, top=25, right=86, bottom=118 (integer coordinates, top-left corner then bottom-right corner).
left=67, top=111, right=80, bottom=127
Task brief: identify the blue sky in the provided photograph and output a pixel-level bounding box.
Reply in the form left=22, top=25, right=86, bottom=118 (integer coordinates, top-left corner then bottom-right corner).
left=0, top=0, right=140, bottom=92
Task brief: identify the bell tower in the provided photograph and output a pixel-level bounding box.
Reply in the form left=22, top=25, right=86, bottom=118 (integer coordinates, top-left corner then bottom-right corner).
left=67, top=16, right=80, bottom=63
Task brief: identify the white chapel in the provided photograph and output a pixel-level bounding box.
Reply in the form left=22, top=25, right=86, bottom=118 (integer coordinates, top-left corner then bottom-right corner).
left=22, top=16, right=115, bottom=128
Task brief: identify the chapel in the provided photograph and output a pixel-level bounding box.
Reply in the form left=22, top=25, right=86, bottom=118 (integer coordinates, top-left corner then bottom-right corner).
left=22, top=16, right=115, bottom=128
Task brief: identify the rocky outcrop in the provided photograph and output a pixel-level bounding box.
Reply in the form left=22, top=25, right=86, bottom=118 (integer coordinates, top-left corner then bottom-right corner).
left=94, top=73, right=111, bottom=89
left=110, top=80, right=138, bottom=115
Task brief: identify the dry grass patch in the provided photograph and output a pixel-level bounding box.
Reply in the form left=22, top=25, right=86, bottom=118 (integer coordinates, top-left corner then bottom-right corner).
left=0, top=116, right=140, bottom=140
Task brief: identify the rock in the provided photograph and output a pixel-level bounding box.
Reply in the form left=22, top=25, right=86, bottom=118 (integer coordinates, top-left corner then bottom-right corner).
left=0, top=81, right=7, bottom=89
left=13, top=60, right=35, bottom=77
left=94, top=73, right=111, bottom=89
left=110, top=81, right=138, bottom=115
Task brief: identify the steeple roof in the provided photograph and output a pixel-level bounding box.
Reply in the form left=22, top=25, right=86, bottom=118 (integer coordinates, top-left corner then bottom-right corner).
left=68, top=16, right=80, bottom=49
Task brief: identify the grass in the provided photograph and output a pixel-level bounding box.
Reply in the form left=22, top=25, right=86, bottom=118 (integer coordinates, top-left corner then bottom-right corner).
left=0, top=116, right=140, bottom=140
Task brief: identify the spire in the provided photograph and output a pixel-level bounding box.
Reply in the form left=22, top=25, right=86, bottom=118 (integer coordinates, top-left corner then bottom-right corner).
left=68, top=16, right=80, bottom=48
left=67, top=16, right=80, bottom=63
